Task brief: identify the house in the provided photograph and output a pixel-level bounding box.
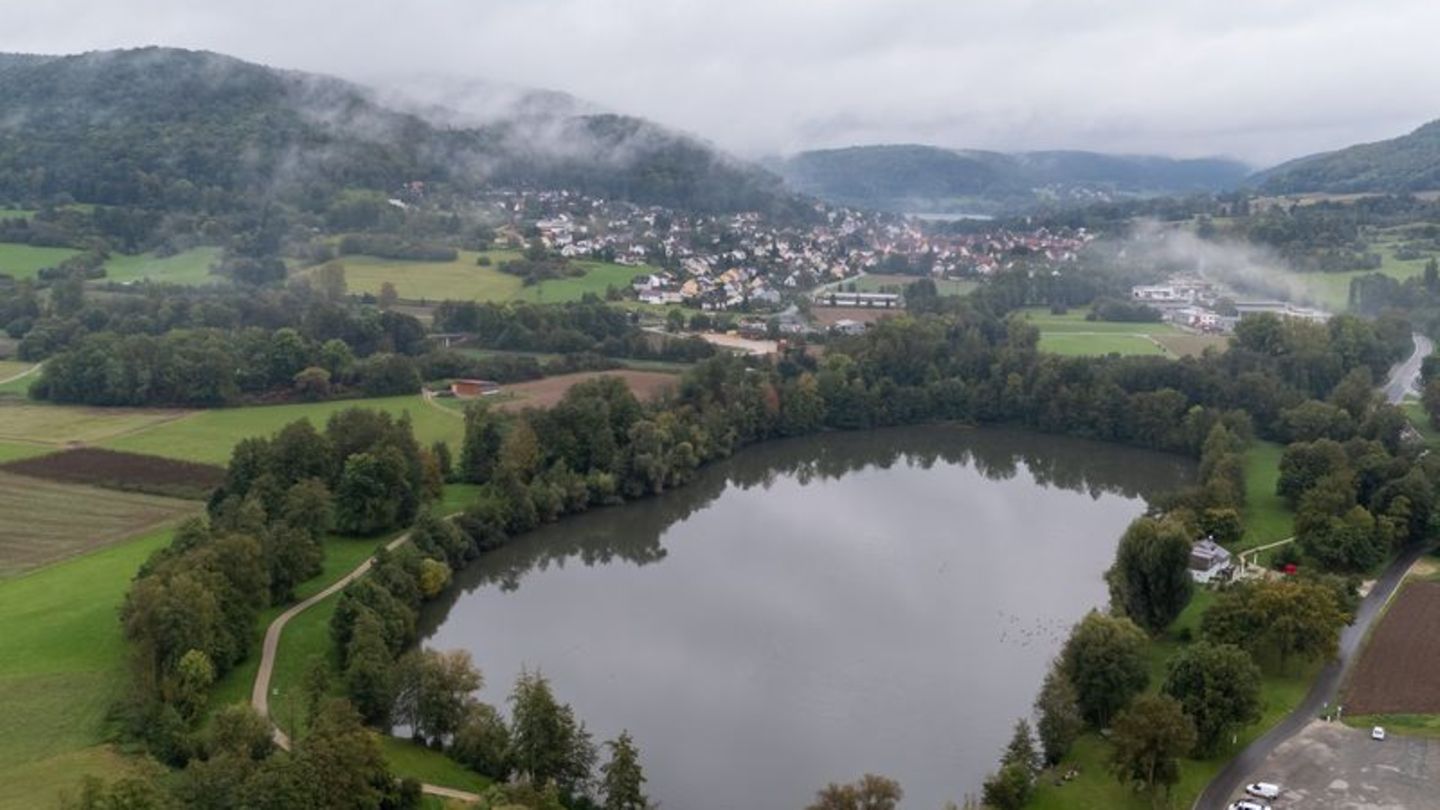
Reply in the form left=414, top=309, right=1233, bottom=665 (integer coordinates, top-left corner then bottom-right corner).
left=451, top=379, right=501, bottom=399
left=1189, top=537, right=1233, bottom=583
left=832, top=318, right=866, bottom=336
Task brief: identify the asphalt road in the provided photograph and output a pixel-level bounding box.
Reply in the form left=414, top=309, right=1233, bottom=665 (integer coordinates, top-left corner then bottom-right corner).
left=1383, top=333, right=1433, bottom=404
left=1194, top=545, right=1424, bottom=810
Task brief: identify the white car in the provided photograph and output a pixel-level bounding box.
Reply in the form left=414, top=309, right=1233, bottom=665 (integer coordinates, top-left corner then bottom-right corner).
left=1246, top=782, right=1281, bottom=799
left=1372, top=725, right=1387, bottom=741
left=1228, top=801, right=1270, bottom=810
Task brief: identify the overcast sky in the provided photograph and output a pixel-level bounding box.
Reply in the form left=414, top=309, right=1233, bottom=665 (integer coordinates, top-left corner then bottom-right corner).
left=3, top=0, right=1438, bottom=166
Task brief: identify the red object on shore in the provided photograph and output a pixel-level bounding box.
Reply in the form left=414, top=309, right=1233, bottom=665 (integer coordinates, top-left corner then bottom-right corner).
left=1283, top=563, right=1298, bottom=575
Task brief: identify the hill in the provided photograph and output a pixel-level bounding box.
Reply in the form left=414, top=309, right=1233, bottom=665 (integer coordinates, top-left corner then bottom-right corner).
left=0, top=47, right=801, bottom=216
left=769, top=144, right=1249, bottom=213
left=1254, top=119, right=1440, bottom=194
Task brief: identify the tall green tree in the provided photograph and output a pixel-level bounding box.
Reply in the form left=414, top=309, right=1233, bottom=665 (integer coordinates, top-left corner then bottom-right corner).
left=1060, top=612, right=1150, bottom=727
left=1106, top=516, right=1194, bottom=634
left=600, top=730, right=649, bottom=810
left=1108, top=695, right=1196, bottom=798
left=1033, top=663, right=1083, bottom=766
left=508, top=670, right=596, bottom=795
left=1161, top=642, right=1262, bottom=754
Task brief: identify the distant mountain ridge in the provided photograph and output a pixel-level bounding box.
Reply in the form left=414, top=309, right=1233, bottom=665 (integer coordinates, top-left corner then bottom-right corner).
left=768, top=144, right=1251, bottom=214
left=1253, top=119, right=1440, bottom=194
left=0, top=47, right=804, bottom=217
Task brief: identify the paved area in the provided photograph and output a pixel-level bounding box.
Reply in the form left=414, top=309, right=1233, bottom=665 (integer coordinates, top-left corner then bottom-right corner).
left=1383, top=333, right=1433, bottom=404
left=1232, top=721, right=1440, bottom=809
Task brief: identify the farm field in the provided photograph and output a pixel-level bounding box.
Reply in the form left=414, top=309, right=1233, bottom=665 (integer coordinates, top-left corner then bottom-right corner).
left=811, top=305, right=900, bottom=326
left=0, top=209, right=34, bottom=221
left=0, top=447, right=224, bottom=500
left=0, top=242, right=81, bottom=279
left=103, top=394, right=466, bottom=465
left=306, top=249, right=655, bottom=303
left=434, top=369, right=681, bottom=415
left=0, top=471, right=198, bottom=577
left=853, top=273, right=978, bottom=296
left=1152, top=333, right=1231, bottom=357
left=101, top=246, right=223, bottom=285
left=1343, top=581, right=1440, bottom=715
left=0, top=443, right=52, bottom=464
left=0, top=401, right=190, bottom=446
left=1037, top=333, right=1164, bottom=356
left=0, top=524, right=175, bottom=809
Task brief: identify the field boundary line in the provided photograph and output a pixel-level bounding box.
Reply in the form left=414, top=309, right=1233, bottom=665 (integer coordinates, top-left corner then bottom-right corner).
left=250, top=511, right=479, bottom=804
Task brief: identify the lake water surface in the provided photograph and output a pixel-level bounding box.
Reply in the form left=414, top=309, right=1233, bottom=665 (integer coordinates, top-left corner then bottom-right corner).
left=418, top=425, right=1193, bottom=809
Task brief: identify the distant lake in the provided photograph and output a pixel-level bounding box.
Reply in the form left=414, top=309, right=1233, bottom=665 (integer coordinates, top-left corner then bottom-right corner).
left=418, top=425, right=1193, bottom=809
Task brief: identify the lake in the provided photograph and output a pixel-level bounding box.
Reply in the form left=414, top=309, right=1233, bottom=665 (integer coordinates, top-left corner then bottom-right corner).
left=418, top=425, right=1194, bottom=808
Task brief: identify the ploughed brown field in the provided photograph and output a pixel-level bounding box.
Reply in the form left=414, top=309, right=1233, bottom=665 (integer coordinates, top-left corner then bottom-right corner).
left=0, top=447, right=225, bottom=500
left=494, top=370, right=678, bottom=412
left=810, top=306, right=898, bottom=326
left=1344, top=580, right=1440, bottom=714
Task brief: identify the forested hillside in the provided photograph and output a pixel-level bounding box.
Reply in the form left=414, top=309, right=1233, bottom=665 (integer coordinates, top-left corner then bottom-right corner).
left=0, top=48, right=802, bottom=216
left=1256, top=119, right=1440, bottom=194
left=770, top=144, right=1249, bottom=213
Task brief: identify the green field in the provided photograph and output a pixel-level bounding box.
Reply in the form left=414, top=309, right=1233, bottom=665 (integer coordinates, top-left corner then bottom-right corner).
left=0, top=401, right=189, bottom=446
left=103, top=395, right=465, bottom=465
left=1239, top=441, right=1294, bottom=552
left=1273, top=233, right=1436, bottom=312
left=0, top=525, right=175, bottom=809
left=1401, top=401, right=1440, bottom=445
left=0, top=442, right=52, bottom=464
left=308, top=250, right=655, bottom=304
left=102, top=247, right=223, bottom=285
left=1037, top=333, right=1165, bottom=356
left=853, top=273, right=978, bottom=296
left=0, top=209, right=34, bottom=222
left=1018, top=308, right=1183, bottom=357
left=0, top=242, right=81, bottom=279
left=0, top=360, right=35, bottom=381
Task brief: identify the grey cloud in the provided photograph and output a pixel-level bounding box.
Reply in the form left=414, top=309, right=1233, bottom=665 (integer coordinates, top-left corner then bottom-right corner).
left=2, top=0, right=1437, bottom=165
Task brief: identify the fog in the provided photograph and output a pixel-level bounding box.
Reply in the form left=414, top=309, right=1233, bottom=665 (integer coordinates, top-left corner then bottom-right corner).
left=3, top=0, right=1439, bottom=164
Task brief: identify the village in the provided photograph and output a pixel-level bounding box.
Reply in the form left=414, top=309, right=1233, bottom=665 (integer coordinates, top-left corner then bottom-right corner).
left=476, top=188, right=1092, bottom=316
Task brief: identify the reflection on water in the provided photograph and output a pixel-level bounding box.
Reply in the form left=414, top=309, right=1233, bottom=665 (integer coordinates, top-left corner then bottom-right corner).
left=419, top=425, right=1192, bottom=809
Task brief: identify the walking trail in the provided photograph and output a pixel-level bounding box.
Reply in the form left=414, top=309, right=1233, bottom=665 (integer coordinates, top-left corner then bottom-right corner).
left=249, top=519, right=480, bottom=804
left=0, top=361, right=41, bottom=386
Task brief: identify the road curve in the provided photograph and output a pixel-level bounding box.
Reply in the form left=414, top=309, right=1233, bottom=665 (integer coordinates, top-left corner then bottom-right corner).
left=250, top=521, right=480, bottom=803
left=1193, top=545, right=1424, bottom=810
left=1383, top=332, right=1433, bottom=404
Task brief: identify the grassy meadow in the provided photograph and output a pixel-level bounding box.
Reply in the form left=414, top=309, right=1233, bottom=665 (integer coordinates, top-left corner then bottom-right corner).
left=308, top=250, right=655, bottom=304
left=0, top=401, right=190, bottom=446
left=1014, top=307, right=1230, bottom=358
left=103, top=394, right=465, bottom=465
left=102, top=247, right=223, bottom=285
left=0, top=525, right=176, bottom=809
left=1238, top=441, right=1295, bottom=552
left=0, top=243, right=81, bottom=279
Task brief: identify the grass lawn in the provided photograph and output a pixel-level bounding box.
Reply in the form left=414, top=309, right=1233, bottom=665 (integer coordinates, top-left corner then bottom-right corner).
left=1030, top=590, right=1319, bottom=810
left=102, top=247, right=224, bottom=285
left=0, top=525, right=175, bottom=809
left=1344, top=713, right=1440, bottom=738
left=1238, top=441, right=1294, bottom=552
left=0, top=442, right=52, bottom=464
left=103, top=395, right=465, bottom=465
left=0, top=242, right=81, bottom=279
left=309, top=250, right=657, bottom=304
left=1038, top=333, right=1165, bottom=356
left=853, top=274, right=978, bottom=296
left=0, top=209, right=34, bottom=221
left=1016, top=308, right=1182, bottom=335
left=1271, top=237, right=1434, bottom=312
left=379, top=736, right=492, bottom=795
left=0, top=360, right=34, bottom=380
left=1401, top=401, right=1440, bottom=445
left=0, top=401, right=190, bottom=446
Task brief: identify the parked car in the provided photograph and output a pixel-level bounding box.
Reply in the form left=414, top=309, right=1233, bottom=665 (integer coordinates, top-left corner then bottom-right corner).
left=1246, top=782, right=1281, bottom=799
left=1372, top=726, right=1387, bottom=741
left=1228, top=801, right=1270, bottom=810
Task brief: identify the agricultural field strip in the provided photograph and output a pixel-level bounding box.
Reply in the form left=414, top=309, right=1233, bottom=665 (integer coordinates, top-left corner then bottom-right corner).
left=0, top=472, right=199, bottom=576
left=1342, top=579, right=1440, bottom=715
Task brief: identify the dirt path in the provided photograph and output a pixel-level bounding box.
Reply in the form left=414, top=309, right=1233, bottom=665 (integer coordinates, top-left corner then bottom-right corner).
left=250, top=519, right=480, bottom=803
left=0, top=362, right=40, bottom=386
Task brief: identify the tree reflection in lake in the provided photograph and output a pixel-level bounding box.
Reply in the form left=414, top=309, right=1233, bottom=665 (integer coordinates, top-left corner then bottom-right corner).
left=418, top=424, right=1192, bottom=810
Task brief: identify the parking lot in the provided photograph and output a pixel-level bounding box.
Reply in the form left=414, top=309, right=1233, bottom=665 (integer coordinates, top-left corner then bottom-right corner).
left=1233, top=720, right=1440, bottom=808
